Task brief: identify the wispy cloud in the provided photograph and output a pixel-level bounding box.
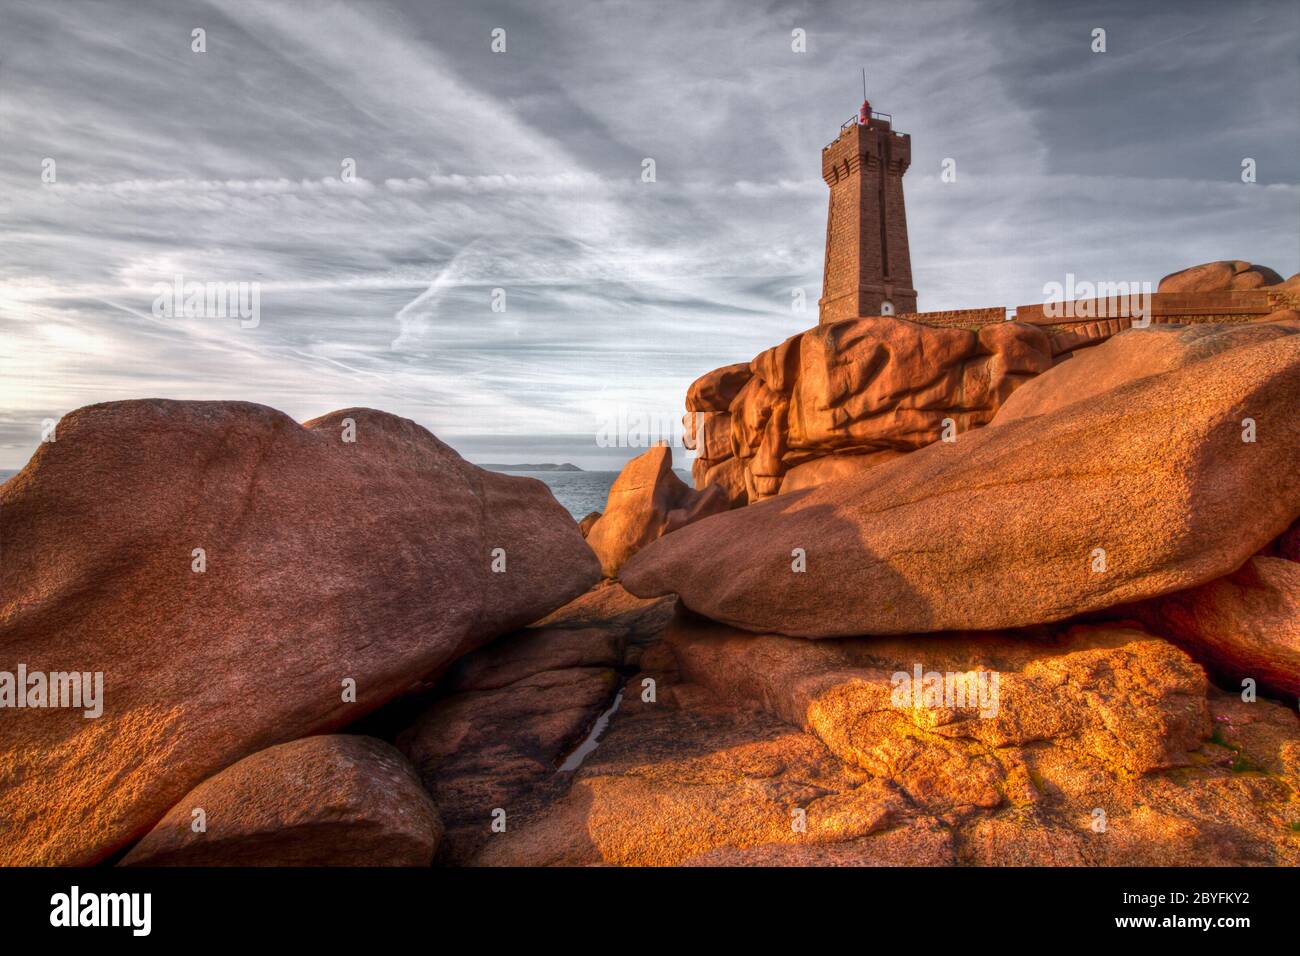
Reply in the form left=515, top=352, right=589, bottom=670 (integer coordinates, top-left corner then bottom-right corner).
left=0, top=0, right=1295, bottom=468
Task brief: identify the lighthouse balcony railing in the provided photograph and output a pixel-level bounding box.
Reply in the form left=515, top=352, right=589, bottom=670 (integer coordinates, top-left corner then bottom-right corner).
left=827, top=111, right=894, bottom=146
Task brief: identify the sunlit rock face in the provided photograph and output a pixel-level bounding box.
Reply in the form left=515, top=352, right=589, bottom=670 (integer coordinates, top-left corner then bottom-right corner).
left=684, top=318, right=1053, bottom=504
left=624, top=332, right=1300, bottom=637
left=0, top=399, right=599, bottom=865
left=11, top=274, right=1300, bottom=870
left=684, top=262, right=1300, bottom=506
left=584, top=444, right=727, bottom=578
left=991, top=320, right=1300, bottom=427
left=468, top=609, right=1300, bottom=867
left=1157, top=259, right=1284, bottom=293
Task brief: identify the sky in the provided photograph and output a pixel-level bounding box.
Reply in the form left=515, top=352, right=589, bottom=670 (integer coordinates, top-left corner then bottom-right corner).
left=1, top=0, right=1296, bottom=470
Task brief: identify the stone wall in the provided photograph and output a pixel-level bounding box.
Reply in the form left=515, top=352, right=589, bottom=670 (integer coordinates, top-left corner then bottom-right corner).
left=895, top=306, right=1007, bottom=329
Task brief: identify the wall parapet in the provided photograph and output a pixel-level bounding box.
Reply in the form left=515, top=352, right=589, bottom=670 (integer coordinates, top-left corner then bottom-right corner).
left=889, top=288, right=1298, bottom=333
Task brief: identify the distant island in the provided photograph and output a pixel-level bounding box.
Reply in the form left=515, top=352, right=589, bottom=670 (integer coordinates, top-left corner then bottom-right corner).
left=480, top=463, right=584, bottom=472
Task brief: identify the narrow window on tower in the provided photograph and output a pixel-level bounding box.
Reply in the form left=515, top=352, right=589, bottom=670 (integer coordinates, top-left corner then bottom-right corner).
left=878, top=173, right=889, bottom=278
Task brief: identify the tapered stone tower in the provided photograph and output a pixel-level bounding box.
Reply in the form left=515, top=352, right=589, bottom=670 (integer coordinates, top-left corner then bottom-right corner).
left=818, top=99, right=917, bottom=324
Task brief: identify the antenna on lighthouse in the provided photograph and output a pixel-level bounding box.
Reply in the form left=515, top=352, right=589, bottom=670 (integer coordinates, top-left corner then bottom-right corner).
left=861, top=68, right=867, bottom=100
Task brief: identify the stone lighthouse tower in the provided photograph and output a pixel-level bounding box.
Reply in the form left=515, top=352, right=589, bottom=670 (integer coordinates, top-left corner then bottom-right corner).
left=818, top=95, right=917, bottom=324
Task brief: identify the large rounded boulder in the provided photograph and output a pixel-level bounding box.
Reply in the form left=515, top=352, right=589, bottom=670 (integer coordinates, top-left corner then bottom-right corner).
left=620, top=335, right=1300, bottom=637
left=1157, top=260, right=1284, bottom=293
left=0, top=399, right=600, bottom=865
left=121, top=735, right=441, bottom=866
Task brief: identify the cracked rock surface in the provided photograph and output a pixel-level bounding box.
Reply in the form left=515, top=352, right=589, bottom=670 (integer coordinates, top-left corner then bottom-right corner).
left=463, top=606, right=1299, bottom=866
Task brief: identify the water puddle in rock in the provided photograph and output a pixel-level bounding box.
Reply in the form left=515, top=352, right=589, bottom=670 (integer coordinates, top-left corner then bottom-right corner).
left=558, top=689, right=623, bottom=772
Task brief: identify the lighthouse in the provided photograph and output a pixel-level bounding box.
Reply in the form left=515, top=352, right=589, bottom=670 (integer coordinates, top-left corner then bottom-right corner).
left=818, top=95, right=917, bottom=323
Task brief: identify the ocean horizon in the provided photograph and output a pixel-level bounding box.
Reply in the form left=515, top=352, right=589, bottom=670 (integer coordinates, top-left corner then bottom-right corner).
left=483, top=467, right=693, bottom=520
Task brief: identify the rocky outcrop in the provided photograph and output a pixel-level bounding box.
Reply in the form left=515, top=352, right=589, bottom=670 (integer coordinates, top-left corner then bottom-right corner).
left=121, top=736, right=441, bottom=866
left=690, top=455, right=746, bottom=508
left=683, top=317, right=1054, bottom=504
left=686, top=362, right=753, bottom=413
left=993, top=321, right=1300, bottom=426
left=7, top=270, right=1298, bottom=871
left=0, top=399, right=600, bottom=865
left=667, top=615, right=1211, bottom=789
left=679, top=265, right=1300, bottom=505
left=1130, top=557, right=1300, bottom=700
left=473, top=697, right=918, bottom=867
left=584, top=445, right=727, bottom=577
left=684, top=409, right=733, bottom=461
left=683, top=363, right=753, bottom=506
left=396, top=582, right=675, bottom=863
left=1158, top=260, right=1284, bottom=293
left=621, top=335, right=1300, bottom=637
left=470, top=609, right=1300, bottom=866
left=778, top=449, right=905, bottom=495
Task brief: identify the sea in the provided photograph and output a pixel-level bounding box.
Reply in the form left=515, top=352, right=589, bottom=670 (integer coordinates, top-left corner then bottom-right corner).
left=489, top=469, right=692, bottom=520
